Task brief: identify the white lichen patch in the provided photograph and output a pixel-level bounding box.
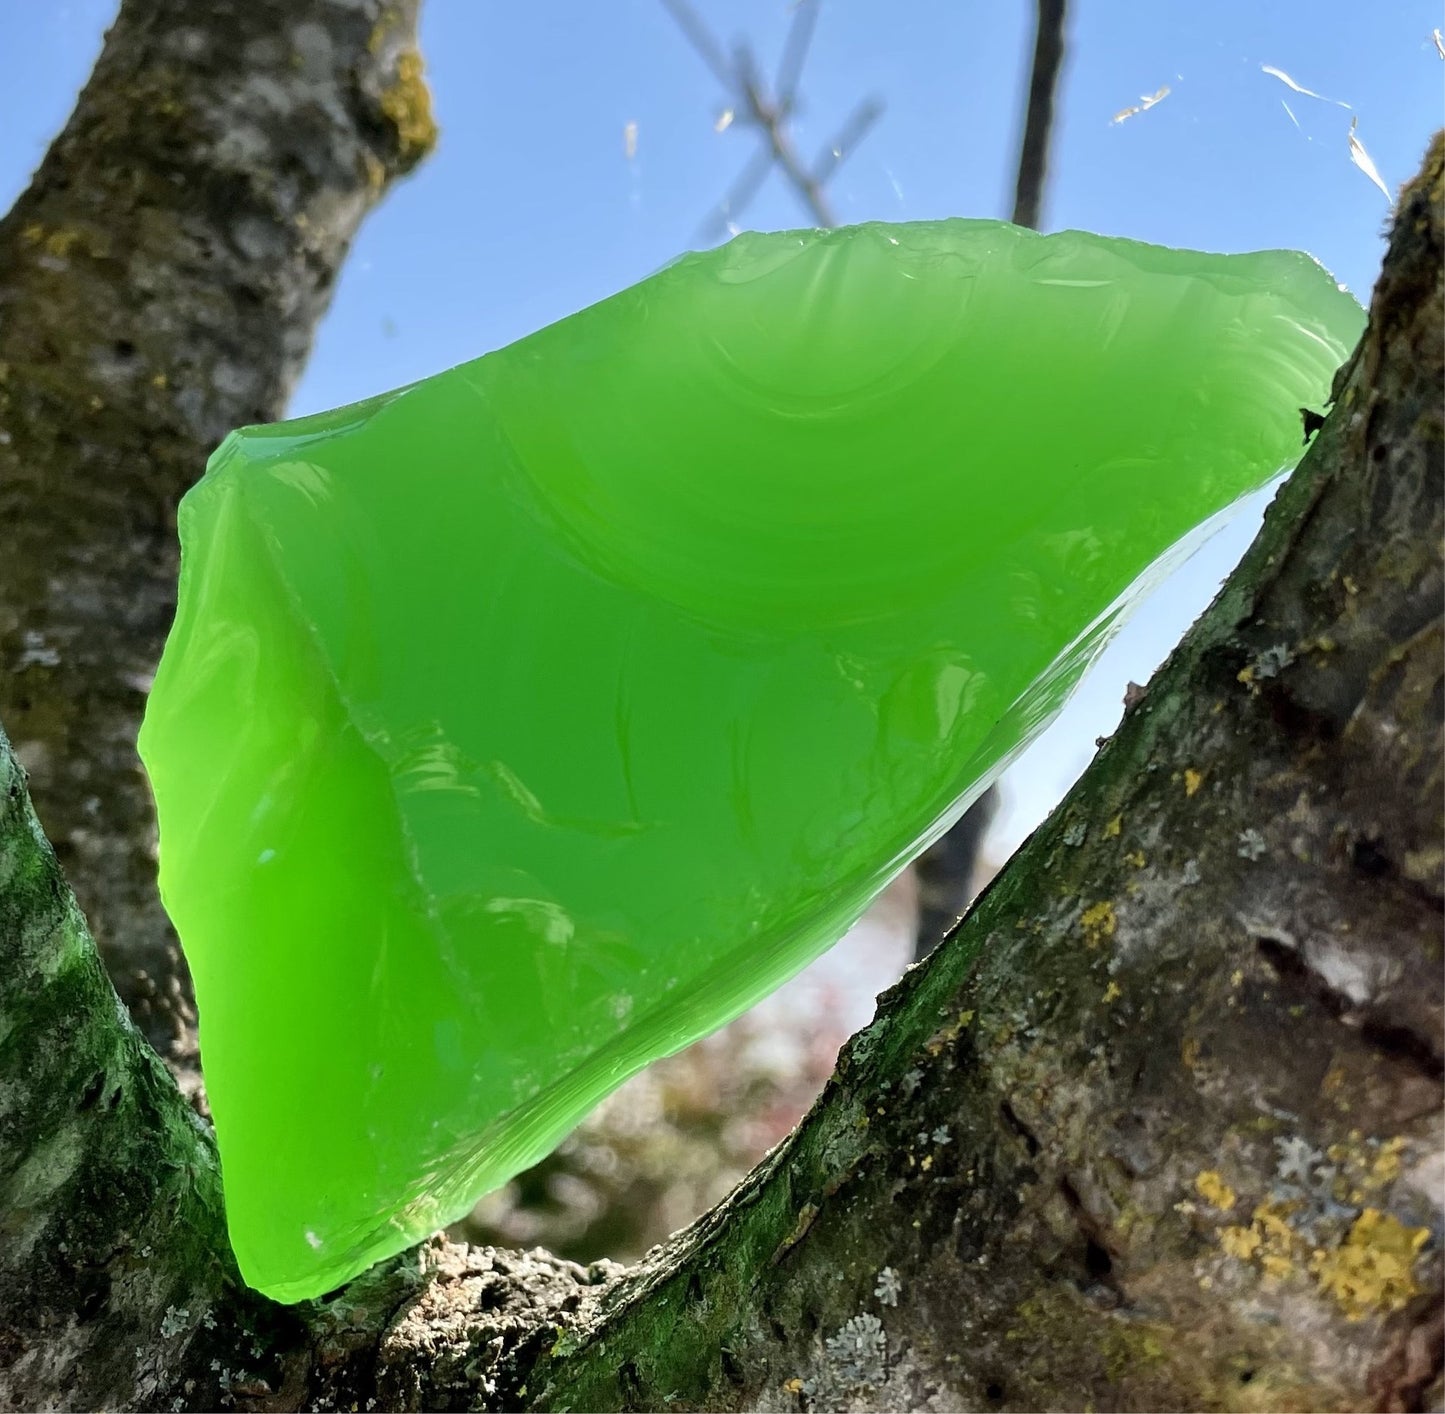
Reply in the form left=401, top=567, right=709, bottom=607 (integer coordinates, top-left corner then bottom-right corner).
left=874, top=1266, right=901, bottom=1307
left=824, top=1312, right=888, bottom=1388
left=1275, top=1134, right=1321, bottom=1186
left=1249, top=643, right=1295, bottom=679
left=16, top=630, right=60, bottom=669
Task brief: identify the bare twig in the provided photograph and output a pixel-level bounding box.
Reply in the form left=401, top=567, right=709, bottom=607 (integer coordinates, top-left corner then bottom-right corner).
left=774, top=0, right=820, bottom=115
left=1010, top=0, right=1069, bottom=230
left=659, top=0, right=735, bottom=89
left=660, top=0, right=883, bottom=238
left=701, top=145, right=774, bottom=240
left=810, top=97, right=884, bottom=188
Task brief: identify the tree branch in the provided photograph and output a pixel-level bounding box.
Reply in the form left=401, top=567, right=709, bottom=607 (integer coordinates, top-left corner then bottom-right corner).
left=0, top=0, right=436, bottom=1096
left=1010, top=0, right=1068, bottom=230
left=661, top=0, right=881, bottom=239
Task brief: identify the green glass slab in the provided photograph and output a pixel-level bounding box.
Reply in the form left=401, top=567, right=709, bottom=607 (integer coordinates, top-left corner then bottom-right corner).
left=138, top=220, right=1362, bottom=1301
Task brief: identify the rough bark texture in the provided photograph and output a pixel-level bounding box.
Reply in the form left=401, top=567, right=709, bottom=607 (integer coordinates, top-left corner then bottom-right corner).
left=0, top=91, right=1438, bottom=1414
left=0, top=0, right=435, bottom=1095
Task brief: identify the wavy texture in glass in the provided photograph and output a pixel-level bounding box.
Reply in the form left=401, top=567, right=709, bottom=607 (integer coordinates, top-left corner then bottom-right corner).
left=138, top=219, right=1363, bottom=1301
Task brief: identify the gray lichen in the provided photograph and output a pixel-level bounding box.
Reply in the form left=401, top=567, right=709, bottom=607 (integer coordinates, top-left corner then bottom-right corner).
left=824, top=1313, right=888, bottom=1388
left=874, top=1267, right=901, bottom=1307
left=1249, top=643, right=1295, bottom=679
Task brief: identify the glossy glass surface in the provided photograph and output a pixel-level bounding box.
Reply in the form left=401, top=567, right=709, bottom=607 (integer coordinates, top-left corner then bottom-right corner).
left=138, top=219, right=1362, bottom=1300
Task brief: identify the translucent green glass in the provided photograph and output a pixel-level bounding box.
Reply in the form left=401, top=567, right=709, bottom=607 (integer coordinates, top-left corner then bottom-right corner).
left=138, top=220, right=1362, bottom=1301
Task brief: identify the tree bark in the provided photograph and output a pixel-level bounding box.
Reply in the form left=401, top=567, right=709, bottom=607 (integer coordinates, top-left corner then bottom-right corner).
left=0, top=103, right=1438, bottom=1414
left=0, top=0, right=435, bottom=1093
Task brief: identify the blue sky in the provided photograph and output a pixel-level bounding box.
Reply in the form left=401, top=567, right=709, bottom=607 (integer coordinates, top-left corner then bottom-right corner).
left=4, top=1, right=1441, bottom=847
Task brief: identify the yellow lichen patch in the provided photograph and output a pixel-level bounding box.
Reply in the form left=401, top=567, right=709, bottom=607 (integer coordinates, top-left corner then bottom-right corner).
left=1183, top=768, right=1203, bottom=797
left=1103, top=815, right=1123, bottom=839
left=1102, top=981, right=1122, bottom=1004
left=1237, top=665, right=1255, bottom=685
left=924, top=1008, right=973, bottom=1056
left=380, top=49, right=438, bottom=169
left=1370, top=1138, right=1405, bottom=1185
left=1080, top=900, right=1117, bottom=949
left=19, top=222, right=91, bottom=260
left=1220, top=1224, right=1261, bottom=1261
left=44, top=228, right=82, bottom=258
left=1195, top=1170, right=1237, bottom=1212
left=368, top=3, right=402, bottom=54
left=361, top=149, right=387, bottom=197
left=1325, top=1133, right=1410, bottom=1198
left=1259, top=1252, right=1294, bottom=1281
left=1123, top=849, right=1147, bottom=868
left=1311, top=1209, right=1428, bottom=1320
left=1253, top=1200, right=1297, bottom=1249
left=1217, top=1198, right=1309, bottom=1282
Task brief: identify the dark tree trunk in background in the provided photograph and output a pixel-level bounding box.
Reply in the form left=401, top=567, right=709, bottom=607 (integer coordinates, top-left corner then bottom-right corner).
left=0, top=89, right=1438, bottom=1407
left=912, top=786, right=997, bottom=963
left=0, top=0, right=435, bottom=1098
left=1010, top=0, right=1068, bottom=232
left=915, top=0, right=1072, bottom=965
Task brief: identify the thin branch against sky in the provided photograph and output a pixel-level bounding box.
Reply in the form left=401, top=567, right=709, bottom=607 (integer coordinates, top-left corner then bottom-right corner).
left=1010, top=0, right=1070, bottom=230
left=773, top=0, right=820, bottom=114
left=659, top=0, right=883, bottom=238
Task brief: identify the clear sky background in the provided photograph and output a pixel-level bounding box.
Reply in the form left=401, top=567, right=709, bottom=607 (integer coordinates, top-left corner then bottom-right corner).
left=4, top=1, right=1441, bottom=852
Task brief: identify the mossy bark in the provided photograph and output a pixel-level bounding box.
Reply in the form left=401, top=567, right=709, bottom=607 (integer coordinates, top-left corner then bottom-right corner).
left=0, top=51, right=1438, bottom=1414
left=0, top=0, right=434, bottom=1094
